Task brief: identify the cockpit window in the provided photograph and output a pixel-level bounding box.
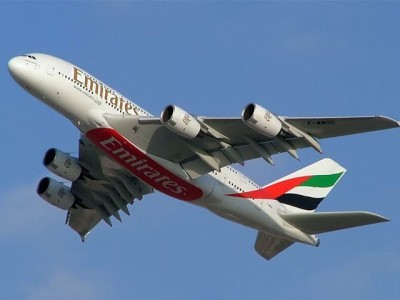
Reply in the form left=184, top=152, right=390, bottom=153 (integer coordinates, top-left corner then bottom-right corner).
left=23, top=54, right=37, bottom=60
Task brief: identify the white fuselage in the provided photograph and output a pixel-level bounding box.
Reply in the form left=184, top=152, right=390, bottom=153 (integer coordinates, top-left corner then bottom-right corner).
left=8, top=53, right=317, bottom=245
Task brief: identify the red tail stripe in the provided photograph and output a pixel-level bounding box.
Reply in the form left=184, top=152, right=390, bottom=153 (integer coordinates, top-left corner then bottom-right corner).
left=228, top=176, right=312, bottom=199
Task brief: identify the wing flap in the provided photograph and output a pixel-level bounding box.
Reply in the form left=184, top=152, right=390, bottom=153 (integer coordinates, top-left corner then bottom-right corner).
left=280, top=211, right=389, bottom=234
left=254, top=231, right=294, bottom=260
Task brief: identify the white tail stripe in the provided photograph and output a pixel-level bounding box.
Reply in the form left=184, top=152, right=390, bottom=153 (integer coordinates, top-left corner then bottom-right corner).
left=288, top=186, right=333, bottom=198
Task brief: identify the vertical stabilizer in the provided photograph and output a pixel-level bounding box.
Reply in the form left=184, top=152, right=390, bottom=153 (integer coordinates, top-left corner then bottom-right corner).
left=229, top=158, right=346, bottom=211
left=270, top=158, right=346, bottom=210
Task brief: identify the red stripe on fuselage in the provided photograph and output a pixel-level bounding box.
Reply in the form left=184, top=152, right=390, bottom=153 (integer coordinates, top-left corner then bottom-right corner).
left=86, top=128, right=203, bottom=201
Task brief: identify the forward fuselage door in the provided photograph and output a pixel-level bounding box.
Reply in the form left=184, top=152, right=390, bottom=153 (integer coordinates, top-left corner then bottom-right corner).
left=47, top=64, right=55, bottom=76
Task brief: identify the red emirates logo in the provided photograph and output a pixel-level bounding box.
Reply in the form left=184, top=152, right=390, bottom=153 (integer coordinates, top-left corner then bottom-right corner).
left=86, top=128, right=203, bottom=201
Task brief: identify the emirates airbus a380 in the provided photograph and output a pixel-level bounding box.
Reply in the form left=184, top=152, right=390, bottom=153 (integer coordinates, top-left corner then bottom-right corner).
left=8, top=53, right=399, bottom=260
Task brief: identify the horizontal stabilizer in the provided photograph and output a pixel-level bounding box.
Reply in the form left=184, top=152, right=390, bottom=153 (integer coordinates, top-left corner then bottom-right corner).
left=281, top=211, right=389, bottom=234
left=254, top=231, right=294, bottom=260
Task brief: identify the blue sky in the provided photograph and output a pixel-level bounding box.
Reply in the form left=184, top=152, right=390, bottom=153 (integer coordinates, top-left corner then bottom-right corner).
left=1, top=2, right=400, bottom=299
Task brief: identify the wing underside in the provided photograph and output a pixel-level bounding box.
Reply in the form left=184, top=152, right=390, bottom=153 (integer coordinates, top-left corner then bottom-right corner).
left=104, top=114, right=399, bottom=178
left=66, top=136, right=154, bottom=239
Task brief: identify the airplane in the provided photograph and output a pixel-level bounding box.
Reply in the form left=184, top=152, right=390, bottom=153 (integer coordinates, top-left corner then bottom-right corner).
left=8, top=53, right=399, bottom=260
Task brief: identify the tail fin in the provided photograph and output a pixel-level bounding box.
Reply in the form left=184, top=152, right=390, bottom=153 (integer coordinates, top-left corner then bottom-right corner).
left=269, top=158, right=346, bottom=211
left=230, top=158, right=346, bottom=211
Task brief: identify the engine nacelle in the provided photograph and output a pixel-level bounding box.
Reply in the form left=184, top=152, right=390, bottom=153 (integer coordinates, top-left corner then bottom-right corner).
left=37, top=177, right=75, bottom=210
left=241, top=103, right=282, bottom=138
left=160, top=105, right=201, bottom=139
left=43, top=148, right=82, bottom=182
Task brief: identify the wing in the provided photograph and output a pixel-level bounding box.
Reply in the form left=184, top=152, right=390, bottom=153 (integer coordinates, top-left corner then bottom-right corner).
left=67, top=136, right=154, bottom=240
left=284, top=116, right=400, bottom=138
left=103, top=113, right=399, bottom=178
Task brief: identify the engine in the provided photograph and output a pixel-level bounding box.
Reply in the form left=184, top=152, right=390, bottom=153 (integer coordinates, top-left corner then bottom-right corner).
left=160, top=105, right=201, bottom=139
left=43, top=148, right=82, bottom=182
left=241, top=103, right=282, bottom=138
left=37, top=177, right=75, bottom=210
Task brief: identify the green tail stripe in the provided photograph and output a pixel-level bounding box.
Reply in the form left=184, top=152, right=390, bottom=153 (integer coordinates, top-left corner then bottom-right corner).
left=300, top=172, right=343, bottom=188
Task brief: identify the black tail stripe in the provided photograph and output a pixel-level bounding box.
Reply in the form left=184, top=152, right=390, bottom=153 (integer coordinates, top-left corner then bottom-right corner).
left=276, top=194, right=324, bottom=211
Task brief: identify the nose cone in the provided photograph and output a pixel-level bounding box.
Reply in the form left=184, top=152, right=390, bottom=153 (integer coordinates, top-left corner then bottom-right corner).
left=8, top=56, right=24, bottom=80
left=8, top=56, right=34, bottom=90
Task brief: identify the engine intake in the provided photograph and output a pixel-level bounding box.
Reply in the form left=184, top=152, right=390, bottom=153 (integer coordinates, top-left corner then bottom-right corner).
left=37, top=177, right=75, bottom=210
left=160, top=105, right=201, bottom=139
left=242, top=103, right=282, bottom=138
left=43, top=148, right=82, bottom=182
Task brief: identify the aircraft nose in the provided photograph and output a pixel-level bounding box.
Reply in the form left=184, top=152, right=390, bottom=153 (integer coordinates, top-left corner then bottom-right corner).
left=8, top=56, right=23, bottom=79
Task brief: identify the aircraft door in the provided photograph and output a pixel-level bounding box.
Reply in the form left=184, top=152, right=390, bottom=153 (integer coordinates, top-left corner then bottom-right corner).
left=47, top=64, right=55, bottom=76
